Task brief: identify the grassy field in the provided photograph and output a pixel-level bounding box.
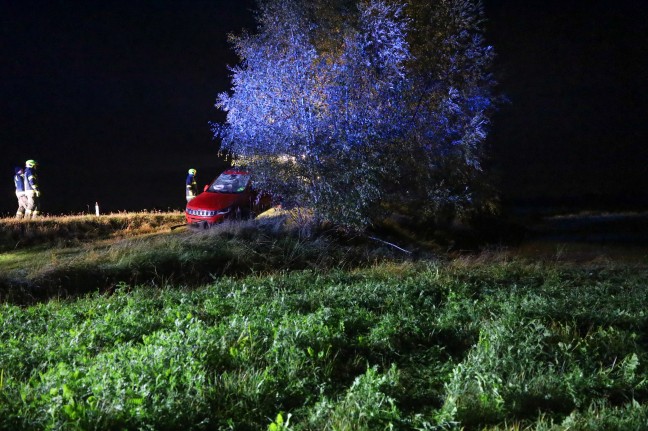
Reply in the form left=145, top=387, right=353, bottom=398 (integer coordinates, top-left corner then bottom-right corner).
left=0, top=212, right=647, bottom=430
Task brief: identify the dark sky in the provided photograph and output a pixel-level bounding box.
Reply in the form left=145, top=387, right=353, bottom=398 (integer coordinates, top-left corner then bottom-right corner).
left=486, top=0, right=648, bottom=209
left=2, top=0, right=648, bottom=215
left=1, top=0, right=257, bottom=214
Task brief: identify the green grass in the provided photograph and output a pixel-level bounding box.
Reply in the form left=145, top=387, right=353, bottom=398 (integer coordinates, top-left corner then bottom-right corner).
left=2, top=263, right=648, bottom=429
left=0, top=249, right=35, bottom=270
left=1, top=213, right=648, bottom=429
left=0, top=212, right=392, bottom=303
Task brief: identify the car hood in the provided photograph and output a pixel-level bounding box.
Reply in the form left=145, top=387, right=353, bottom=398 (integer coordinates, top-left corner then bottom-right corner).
left=186, top=191, right=242, bottom=211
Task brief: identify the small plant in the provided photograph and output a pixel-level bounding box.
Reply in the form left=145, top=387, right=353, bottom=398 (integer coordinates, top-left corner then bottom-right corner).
left=268, top=412, right=292, bottom=431
left=307, top=365, right=402, bottom=430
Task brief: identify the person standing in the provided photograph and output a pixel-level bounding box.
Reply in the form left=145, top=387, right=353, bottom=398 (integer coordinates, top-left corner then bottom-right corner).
left=13, top=167, right=27, bottom=219
left=186, top=168, right=198, bottom=202
left=24, top=159, right=40, bottom=218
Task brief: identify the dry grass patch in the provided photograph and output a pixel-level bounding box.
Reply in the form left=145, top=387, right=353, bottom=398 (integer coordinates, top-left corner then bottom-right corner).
left=0, top=212, right=185, bottom=251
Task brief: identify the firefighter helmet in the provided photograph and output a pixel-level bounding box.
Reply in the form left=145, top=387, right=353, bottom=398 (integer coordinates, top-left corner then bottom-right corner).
left=25, top=160, right=37, bottom=168
left=188, top=168, right=196, bottom=175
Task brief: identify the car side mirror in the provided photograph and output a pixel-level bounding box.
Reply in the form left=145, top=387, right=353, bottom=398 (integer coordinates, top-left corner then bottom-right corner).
left=203, top=185, right=209, bottom=192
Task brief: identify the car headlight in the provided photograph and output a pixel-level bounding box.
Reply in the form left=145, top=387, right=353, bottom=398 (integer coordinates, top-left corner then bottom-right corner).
left=216, top=207, right=231, bottom=215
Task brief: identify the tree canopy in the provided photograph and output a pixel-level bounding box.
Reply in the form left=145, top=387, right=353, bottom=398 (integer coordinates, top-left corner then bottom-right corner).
left=215, top=0, right=497, bottom=229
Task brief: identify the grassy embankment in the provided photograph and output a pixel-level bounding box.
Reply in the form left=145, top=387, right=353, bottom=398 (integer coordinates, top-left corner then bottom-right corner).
left=1, top=212, right=647, bottom=430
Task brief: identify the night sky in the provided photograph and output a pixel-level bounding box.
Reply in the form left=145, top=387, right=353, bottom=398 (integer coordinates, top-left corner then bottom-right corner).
left=486, top=0, right=648, bottom=210
left=2, top=0, right=647, bottom=216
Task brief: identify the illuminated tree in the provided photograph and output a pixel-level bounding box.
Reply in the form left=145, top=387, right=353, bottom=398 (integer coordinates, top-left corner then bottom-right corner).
left=396, top=0, right=498, bottom=220
left=215, top=0, right=496, bottom=228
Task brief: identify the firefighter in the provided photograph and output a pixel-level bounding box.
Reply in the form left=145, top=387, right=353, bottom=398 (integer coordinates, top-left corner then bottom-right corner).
left=186, top=168, right=198, bottom=202
left=13, top=167, right=27, bottom=219
left=24, top=159, right=40, bottom=218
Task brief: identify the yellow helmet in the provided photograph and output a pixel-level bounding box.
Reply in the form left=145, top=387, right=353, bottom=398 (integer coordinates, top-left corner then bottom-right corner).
left=188, top=168, right=196, bottom=175
left=25, top=159, right=37, bottom=168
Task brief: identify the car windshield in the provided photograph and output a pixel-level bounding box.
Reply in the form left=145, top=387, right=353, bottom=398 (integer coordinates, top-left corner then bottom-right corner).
left=208, top=172, right=250, bottom=194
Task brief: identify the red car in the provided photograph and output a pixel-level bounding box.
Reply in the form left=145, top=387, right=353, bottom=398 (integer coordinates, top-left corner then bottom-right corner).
left=185, top=168, right=271, bottom=227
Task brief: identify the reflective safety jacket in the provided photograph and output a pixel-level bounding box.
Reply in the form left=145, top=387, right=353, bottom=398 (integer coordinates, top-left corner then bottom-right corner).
left=186, top=173, right=197, bottom=197
left=24, top=166, right=39, bottom=192
left=14, top=169, right=25, bottom=195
